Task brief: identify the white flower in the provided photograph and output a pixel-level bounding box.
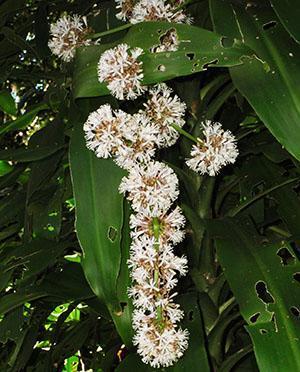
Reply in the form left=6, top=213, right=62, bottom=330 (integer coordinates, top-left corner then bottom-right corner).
left=98, top=43, right=146, bottom=100
left=143, top=83, right=186, bottom=148
left=130, top=0, right=192, bottom=24
left=119, top=161, right=179, bottom=213
left=130, top=206, right=186, bottom=245
left=159, top=245, right=188, bottom=277
left=48, top=15, right=92, bottom=62
left=186, top=120, right=239, bottom=176
left=83, top=104, right=128, bottom=158
left=133, top=321, right=189, bottom=368
left=115, top=0, right=136, bottom=20
left=115, top=113, right=158, bottom=170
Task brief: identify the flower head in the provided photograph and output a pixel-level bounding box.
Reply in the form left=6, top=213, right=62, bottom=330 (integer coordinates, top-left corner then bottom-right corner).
left=143, top=84, right=186, bottom=148
left=130, top=206, right=186, bottom=245
left=119, top=161, right=179, bottom=213
left=115, top=0, right=136, bottom=20
left=48, top=15, right=92, bottom=62
left=115, top=113, right=158, bottom=170
left=83, top=104, right=128, bottom=158
left=130, top=0, right=192, bottom=24
left=98, top=43, right=146, bottom=100
left=133, top=316, right=189, bottom=368
left=186, top=120, right=238, bottom=176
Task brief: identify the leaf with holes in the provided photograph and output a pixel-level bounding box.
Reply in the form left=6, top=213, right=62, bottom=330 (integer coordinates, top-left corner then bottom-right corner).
left=270, top=0, right=300, bottom=43
left=73, top=22, right=254, bottom=98
left=210, top=0, right=300, bottom=161
left=209, top=216, right=300, bottom=372
left=69, top=103, right=133, bottom=346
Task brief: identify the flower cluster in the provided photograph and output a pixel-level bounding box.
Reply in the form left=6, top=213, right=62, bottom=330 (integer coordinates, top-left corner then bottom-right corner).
left=48, top=15, right=92, bottom=62
left=186, top=120, right=239, bottom=176
left=84, top=83, right=189, bottom=367
left=98, top=44, right=146, bottom=100
left=83, top=105, right=158, bottom=170
left=50, top=5, right=239, bottom=368
left=116, top=0, right=192, bottom=24
left=124, top=171, right=189, bottom=368
left=84, top=84, right=186, bottom=170
left=143, top=83, right=186, bottom=147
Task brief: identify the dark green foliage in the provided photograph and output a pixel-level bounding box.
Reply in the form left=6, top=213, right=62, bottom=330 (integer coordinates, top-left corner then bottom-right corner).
left=0, top=0, right=299, bottom=371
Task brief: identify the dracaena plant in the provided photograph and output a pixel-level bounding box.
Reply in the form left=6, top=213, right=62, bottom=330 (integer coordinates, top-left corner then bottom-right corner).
left=0, top=0, right=300, bottom=371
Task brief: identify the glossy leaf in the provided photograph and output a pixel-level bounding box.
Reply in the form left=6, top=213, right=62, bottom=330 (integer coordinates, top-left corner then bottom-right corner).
left=73, top=22, right=254, bottom=98
left=0, top=89, right=17, bottom=115
left=270, top=0, right=300, bottom=43
left=69, top=105, right=133, bottom=345
left=0, top=102, right=48, bottom=136
left=210, top=0, right=300, bottom=160
left=210, top=216, right=300, bottom=371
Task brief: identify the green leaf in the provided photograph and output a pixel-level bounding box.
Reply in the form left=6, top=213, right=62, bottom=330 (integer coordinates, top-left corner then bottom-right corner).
left=0, top=102, right=48, bottom=136
left=210, top=216, right=300, bottom=371
left=0, top=262, right=95, bottom=315
left=73, top=22, right=255, bottom=98
left=210, top=0, right=300, bottom=161
left=1, top=26, right=38, bottom=58
left=0, top=90, right=17, bottom=115
left=51, top=318, right=92, bottom=365
left=270, top=0, right=300, bottom=43
left=0, top=145, right=63, bottom=162
left=0, top=161, right=13, bottom=177
left=69, top=104, right=133, bottom=345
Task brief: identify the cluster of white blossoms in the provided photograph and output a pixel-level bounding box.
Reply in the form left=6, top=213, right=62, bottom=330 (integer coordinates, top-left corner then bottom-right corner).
left=116, top=0, right=192, bottom=24
left=98, top=43, right=146, bottom=100
left=123, top=169, right=189, bottom=368
left=84, top=83, right=190, bottom=368
left=48, top=15, right=92, bottom=62
left=83, top=104, right=158, bottom=170
left=143, top=83, right=186, bottom=147
left=50, top=5, right=239, bottom=369
left=83, top=83, right=187, bottom=171
left=186, top=120, right=239, bottom=176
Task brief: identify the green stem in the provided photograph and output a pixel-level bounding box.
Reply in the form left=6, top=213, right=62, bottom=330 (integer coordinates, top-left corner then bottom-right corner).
left=87, top=23, right=132, bottom=40
left=171, top=123, right=198, bottom=143
left=152, top=217, right=164, bottom=327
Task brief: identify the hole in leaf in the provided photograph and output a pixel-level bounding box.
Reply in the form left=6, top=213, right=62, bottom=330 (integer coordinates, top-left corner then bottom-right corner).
left=255, top=281, right=275, bottom=304
left=262, top=21, right=277, bottom=30
left=290, top=306, right=300, bottom=318
left=290, top=241, right=300, bottom=258
left=151, top=28, right=179, bottom=53
left=108, top=226, right=118, bottom=242
left=293, top=272, right=300, bottom=283
left=203, top=59, right=218, bottom=69
left=120, top=302, right=127, bottom=312
left=250, top=312, right=260, bottom=323
left=188, top=311, right=194, bottom=321
left=260, top=329, right=268, bottom=334
left=157, top=29, right=162, bottom=34
left=271, top=313, right=278, bottom=332
left=277, top=247, right=295, bottom=266
left=220, top=36, right=234, bottom=48
left=186, top=53, right=194, bottom=60
left=157, top=64, right=166, bottom=72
